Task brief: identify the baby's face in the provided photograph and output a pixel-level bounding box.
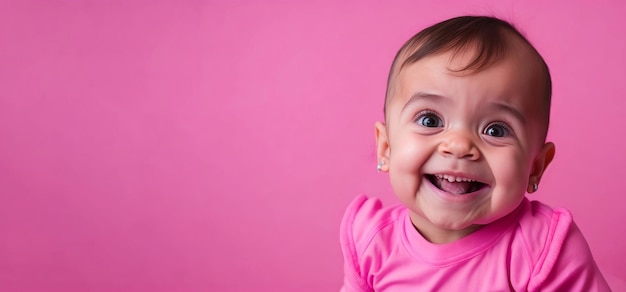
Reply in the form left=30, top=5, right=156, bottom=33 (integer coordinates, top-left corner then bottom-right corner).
left=376, top=46, right=554, bottom=243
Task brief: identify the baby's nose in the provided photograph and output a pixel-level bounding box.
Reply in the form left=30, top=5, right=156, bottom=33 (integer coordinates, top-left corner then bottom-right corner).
left=437, top=131, right=480, bottom=160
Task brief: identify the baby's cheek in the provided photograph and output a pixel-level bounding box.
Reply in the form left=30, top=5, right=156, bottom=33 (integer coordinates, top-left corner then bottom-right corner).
left=391, top=138, right=428, bottom=171
left=493, top=153, right=531, bottom=193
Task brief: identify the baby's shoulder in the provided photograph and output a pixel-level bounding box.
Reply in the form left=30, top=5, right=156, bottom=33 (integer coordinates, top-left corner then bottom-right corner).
left=514, top=200, right=609, bottom=290
left=516, top=199, right=573, bottom=247
left=339, top=196, right=408, bottom=290
left=340, top=195, right=405, bottom=256
left=511, top=199, right=575, bottom=269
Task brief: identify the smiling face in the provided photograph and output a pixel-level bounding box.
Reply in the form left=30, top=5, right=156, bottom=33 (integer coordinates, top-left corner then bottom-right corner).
left=376, top=44, right=555, bottom=244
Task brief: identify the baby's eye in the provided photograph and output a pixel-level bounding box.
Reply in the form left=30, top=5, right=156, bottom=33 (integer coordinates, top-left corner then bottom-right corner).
left=483, top=122, right=511, bottom=137
left=415, top=111, right=443, bottom=128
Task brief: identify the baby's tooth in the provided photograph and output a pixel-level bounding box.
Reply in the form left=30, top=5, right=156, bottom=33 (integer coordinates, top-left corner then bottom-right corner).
left=437, top=174, right=477, bottom=183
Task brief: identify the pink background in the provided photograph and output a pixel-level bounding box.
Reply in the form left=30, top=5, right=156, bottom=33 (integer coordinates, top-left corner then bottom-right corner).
left=1, top=0, right=625, bottom=291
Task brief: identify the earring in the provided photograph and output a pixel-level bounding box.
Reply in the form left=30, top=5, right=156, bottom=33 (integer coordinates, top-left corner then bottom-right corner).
left=532, top=183, right=538, bottom=192
left=377, top=161, right=385, bottom=173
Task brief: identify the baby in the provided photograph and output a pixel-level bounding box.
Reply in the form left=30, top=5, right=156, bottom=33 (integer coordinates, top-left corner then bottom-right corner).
left=340, top=16, right=610, bottom=291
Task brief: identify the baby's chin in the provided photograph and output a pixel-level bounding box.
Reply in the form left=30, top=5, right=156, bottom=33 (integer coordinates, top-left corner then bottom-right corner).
left=406, top=209, right=485, bottom=241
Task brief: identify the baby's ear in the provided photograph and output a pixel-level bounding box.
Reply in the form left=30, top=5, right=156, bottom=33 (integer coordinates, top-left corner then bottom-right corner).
left=530, top=142, right=556, bottom=185
left=375, top=121, right=391, bottom=172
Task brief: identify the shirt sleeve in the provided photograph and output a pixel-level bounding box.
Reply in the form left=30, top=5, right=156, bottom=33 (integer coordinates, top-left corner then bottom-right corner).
left=339, top=195, right=378, bottom=292
left=529, top=212, right=611, bottom=291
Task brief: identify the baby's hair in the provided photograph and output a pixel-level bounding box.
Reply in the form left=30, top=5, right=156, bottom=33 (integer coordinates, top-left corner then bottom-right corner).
left=384, top=16, right=552, bottom=139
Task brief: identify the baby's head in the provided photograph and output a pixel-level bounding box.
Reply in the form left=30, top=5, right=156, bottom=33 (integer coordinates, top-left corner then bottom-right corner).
left=375, top=16, right=556, bottom=243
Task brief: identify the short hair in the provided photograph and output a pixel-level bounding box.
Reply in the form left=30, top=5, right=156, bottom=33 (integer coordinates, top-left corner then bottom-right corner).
left=384, top=16, right=552, bottom=138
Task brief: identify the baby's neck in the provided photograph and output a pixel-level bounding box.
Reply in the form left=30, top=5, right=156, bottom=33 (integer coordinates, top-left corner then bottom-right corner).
left=408, top=213, right=482, bottom=244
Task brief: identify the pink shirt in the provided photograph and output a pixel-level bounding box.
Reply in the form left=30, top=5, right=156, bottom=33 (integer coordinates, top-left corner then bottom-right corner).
left=340, top=195, right=610, bottom=291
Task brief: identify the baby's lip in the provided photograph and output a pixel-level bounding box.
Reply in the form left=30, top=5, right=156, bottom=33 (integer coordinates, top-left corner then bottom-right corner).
left=425, top=172, right=490, bottom=195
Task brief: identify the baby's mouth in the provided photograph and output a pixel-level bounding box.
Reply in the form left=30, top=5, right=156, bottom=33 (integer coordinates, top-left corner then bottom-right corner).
left=426, top=174, right=487, bottom=195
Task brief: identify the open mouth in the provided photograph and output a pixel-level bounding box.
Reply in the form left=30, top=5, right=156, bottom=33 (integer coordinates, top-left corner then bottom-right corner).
left=426, top=174, right=487, bottom=195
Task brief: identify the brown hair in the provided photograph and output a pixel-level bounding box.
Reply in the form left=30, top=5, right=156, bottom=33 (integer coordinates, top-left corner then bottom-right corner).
left=384, top=16, right=552, bottom=133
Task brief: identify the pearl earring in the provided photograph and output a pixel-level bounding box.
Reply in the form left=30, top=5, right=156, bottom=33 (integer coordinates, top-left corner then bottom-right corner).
left=377, top=161, right=385, bottom=173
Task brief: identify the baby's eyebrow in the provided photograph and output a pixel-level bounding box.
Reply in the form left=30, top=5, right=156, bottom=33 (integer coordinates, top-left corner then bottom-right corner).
left=401, top=92, right=448, bottom=114
left=487, top=101, right=526, bottom=124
